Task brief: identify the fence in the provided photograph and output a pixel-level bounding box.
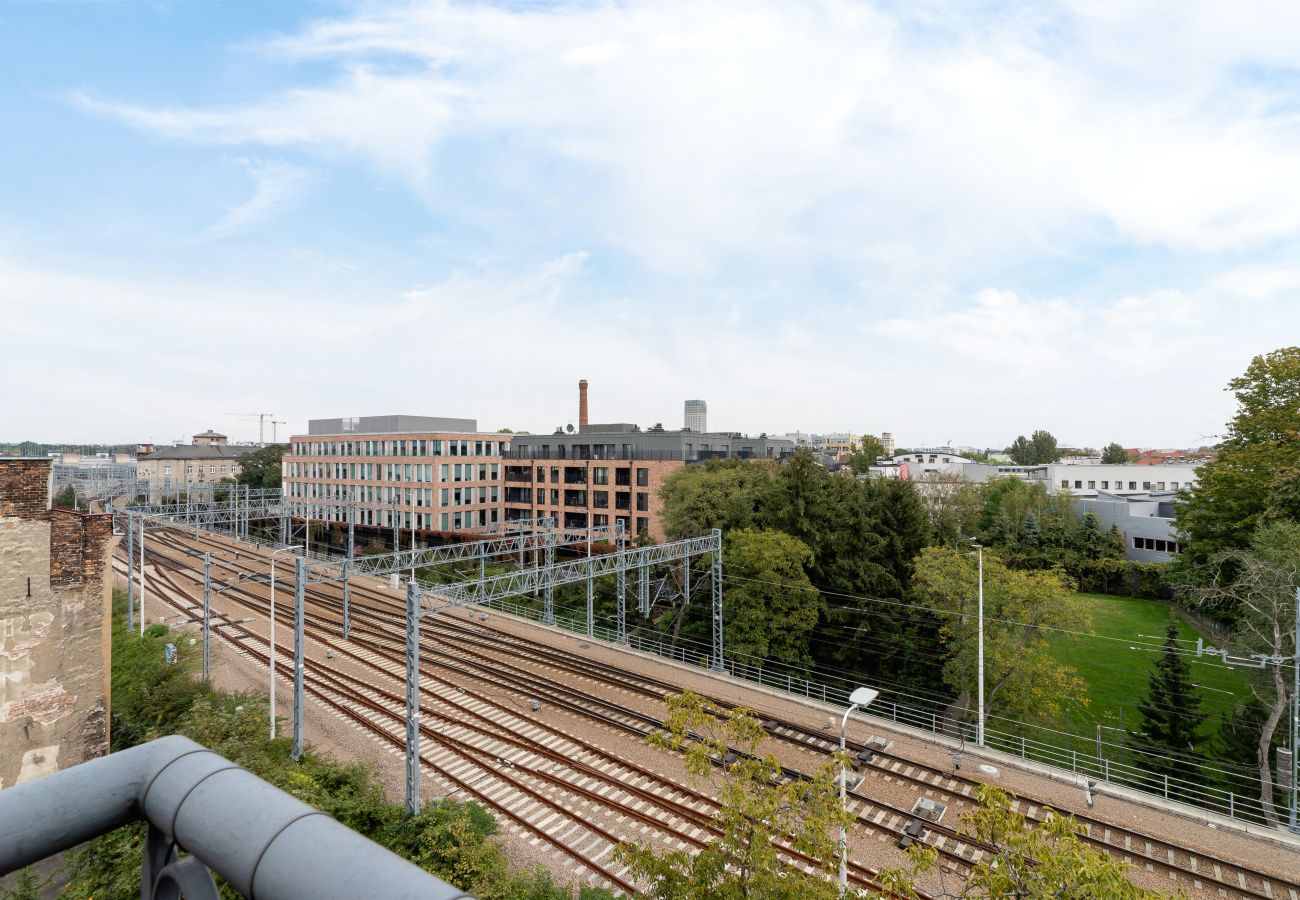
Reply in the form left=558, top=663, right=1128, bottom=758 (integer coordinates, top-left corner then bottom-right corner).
left=476, top=595, right=1289, bottom=830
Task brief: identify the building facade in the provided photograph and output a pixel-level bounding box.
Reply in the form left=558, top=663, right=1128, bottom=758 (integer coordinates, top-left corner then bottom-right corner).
left=1075, top=492, right=1183, bottom=562
left=683, top=400, right=707, bottom=433
left=135, top=430, right=255, bottom=499
left=504, top=425, right=794, bottom=541
left=283, top=416, right=512, bottom=540
left=1, top=458, right=115, bottom=787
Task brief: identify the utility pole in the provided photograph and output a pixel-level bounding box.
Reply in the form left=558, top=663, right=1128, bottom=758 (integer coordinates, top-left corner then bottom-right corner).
left=977, top=542, right=985, bottom=747
left=1291, top=586, right=1299, bottom=833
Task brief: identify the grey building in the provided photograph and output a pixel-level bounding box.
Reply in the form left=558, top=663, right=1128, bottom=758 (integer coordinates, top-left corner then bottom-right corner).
left=684, top=400, right=707, bottom=433
left=1074, top=491, right=1182, bottom=562
left=506, top=423, right=792, bottom=462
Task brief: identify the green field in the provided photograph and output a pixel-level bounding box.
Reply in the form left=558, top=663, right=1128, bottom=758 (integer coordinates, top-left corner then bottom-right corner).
left=1044, top=592, right=1255, bottom=754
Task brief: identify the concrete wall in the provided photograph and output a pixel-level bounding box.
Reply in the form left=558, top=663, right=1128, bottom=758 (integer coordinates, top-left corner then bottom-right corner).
left=0, top=458, right=115, bottom=789
left=1074, top=497, right=1180, bottom=562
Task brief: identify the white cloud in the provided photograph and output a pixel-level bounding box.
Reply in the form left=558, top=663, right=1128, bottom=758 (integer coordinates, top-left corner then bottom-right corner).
left=198, top=159, right=313, bottom=241
left=71, top=0, right=1300, bottom=276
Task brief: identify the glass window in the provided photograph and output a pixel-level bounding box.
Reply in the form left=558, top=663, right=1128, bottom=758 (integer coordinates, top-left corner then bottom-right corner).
left=636, top=468, right=649, bottom=487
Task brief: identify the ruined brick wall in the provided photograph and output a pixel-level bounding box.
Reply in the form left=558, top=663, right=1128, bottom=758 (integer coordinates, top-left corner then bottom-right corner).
left=0, top=458, right=114, bottom=788
left=0, top=459, right=51, bottom=520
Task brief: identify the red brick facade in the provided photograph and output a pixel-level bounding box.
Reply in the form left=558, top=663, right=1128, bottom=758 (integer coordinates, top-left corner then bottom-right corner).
left=0, top=459, right=52, bottom=520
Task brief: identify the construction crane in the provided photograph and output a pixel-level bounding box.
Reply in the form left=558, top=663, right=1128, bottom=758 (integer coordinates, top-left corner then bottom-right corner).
left=225, top=413, right=275, bottom=446
left=270, top=420, right=287, bottom=443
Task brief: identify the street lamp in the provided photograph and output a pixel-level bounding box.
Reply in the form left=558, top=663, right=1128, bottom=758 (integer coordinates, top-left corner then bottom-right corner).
left=970, top=539, right=985, bottom=747
left=840, top=685, right=879, bottom=895
left=270, top=545, right=304, bottom=740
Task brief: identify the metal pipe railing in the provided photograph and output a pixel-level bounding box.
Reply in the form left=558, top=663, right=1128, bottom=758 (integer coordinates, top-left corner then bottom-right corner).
left=0, top=735, right=472, bottom=899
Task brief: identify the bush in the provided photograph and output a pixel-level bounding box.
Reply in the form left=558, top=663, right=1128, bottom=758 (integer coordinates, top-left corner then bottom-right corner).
left=57, top=592, right=614, bottom=899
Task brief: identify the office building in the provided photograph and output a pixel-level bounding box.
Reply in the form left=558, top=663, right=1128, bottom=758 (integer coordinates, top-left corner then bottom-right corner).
left=684, top=400, right=707, bottom=433
left=283, top=415, right=512, bottom=544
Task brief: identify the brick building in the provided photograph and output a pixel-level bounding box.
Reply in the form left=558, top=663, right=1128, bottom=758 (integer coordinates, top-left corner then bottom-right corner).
left=283, top=416, right=512, bottom=545
left=0, top=458, right=116, bottom=788
left=504, top=425, right=794, bottom=541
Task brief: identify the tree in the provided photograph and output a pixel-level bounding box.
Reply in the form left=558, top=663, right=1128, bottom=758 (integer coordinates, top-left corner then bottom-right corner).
left=1181, top=520, right=1298, bottom=826
left=1176, top=347, right=1300, bottom=565
left=236, top=443, right=285, bottom=489
left=1006, top=430, right=1060, bottom=465
left=911, top=547, right=1089, bottom=726
left=1263, top=466, right=1300, bottom=523
left=1100, top=442, right=1131, bottom=465
left=875, top=786, right=1165, bottom=899
left=616, top=689, right=846, bottom=899
left=52, top=484, right=77, bottom=509
left=849, top=434, right=885, bottom=474
left=658, top=458, right=775, bottom=540
left=1129, top=620, right=1207, bottom=797
left=722, top=530, right=821, bottom=666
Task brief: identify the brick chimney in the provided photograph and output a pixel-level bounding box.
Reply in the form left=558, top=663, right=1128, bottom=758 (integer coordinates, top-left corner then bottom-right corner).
left=578, top=379, right=589, bottom=428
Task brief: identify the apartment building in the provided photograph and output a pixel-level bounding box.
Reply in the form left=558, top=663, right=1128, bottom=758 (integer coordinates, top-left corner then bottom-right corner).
left=960, top=462, right=1201, bottom=498
left=283, top=416, right=511, bottom=543
left=504, top=425, right=794, bottom=541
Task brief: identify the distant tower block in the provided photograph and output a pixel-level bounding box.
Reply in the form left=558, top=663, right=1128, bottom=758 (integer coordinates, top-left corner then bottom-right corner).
left=684, top=400, right=707, bottom=433
left=881, top=432, right=895, bottom=456
left=579, top=379, right=589, bottom=428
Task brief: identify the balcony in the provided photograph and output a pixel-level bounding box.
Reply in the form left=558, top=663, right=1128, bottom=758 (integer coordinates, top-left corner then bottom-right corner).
left=564, top=490, right=588, bottom=507
left=504, top=466, right=533, bottom=483
left=563, top=467, right=588, bottom=485
left=505, top=487, right=532, bottom=504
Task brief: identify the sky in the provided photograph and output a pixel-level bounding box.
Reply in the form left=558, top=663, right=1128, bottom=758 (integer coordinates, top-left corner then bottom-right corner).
left=4, top=1, right=1300, bottom=449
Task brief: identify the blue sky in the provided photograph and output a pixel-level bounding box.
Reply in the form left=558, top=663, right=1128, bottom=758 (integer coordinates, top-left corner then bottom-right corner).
left=4, top=1, right=1300, bottom=447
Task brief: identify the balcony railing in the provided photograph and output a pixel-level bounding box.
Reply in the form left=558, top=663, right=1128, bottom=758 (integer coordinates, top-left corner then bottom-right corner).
left=0, top=735, right=469, bottom=899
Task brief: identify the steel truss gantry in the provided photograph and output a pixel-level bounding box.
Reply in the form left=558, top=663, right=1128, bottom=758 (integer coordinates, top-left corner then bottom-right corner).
left=401, top=528, right=724, bottom=813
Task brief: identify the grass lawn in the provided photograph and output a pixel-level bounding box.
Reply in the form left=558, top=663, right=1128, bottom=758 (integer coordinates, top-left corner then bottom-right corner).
left=1044, top=592, right=1255, bottom=755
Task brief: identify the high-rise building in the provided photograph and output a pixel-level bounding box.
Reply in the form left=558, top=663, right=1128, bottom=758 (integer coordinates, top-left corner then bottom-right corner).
left=881, top=432, right=895, bottom=456
left=684, top=400, right=707, bottom=433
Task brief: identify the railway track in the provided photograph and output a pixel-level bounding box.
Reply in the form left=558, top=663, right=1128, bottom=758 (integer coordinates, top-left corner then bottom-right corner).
left=133, top=527, right=1300, bottom=899
left=128, top=537, right=896, bottom=895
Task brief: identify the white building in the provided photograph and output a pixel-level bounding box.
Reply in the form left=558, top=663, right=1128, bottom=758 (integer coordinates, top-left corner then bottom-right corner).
left=684, top=400, right=707, bottom=433
left=960, top=462, right=1200, bottom=498
left=892, top=448, right=974, bottom=478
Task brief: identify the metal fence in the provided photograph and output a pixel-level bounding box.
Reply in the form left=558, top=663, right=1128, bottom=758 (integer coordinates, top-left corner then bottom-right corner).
left=476, top=595, right=1289, bottom=830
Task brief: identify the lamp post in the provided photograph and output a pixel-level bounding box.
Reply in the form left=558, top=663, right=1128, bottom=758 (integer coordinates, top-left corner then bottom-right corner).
left=970, top=539, right=985, bottom=747
left=269, top=545, right=304, bottom=740
left=839, top=686, right=879, bottom=894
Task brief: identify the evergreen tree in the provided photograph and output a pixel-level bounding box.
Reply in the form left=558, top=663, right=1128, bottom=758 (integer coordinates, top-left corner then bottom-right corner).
left=1101, top=442, right=1131, bottom=464
left=1130, top=620, right=1207, bottom=798
left=52, top=485, right=77, bottom=508
left=1103, top=523, right=1127, bottom=559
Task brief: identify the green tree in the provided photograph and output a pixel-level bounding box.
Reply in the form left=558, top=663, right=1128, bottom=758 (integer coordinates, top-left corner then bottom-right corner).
left=616, top=689, right=846, bottom=899
left=1129, top=620, right=1206, bottom=797
left=848, top=434, right=885, bottom=473
left=1100, top=442, right=1131, bottom=465
left=1176, top=347, right=1300, bottom=565
left=1006, top=430, right=1060, bottom=465
left=658, top=458, right=775, bottom=540
left=52, top=485, right=77, bottom=509
left=911, top=547, right=1089, bottom=726
left=1263, top=466, right=1300, bottom=523
left=1181, top=520, right=1299, bottom=826
left=236, top=443, right=285, bottom=489
left=875, top=786, right=1165, bottom=899
left=722, top=529, right=821, bottom=665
